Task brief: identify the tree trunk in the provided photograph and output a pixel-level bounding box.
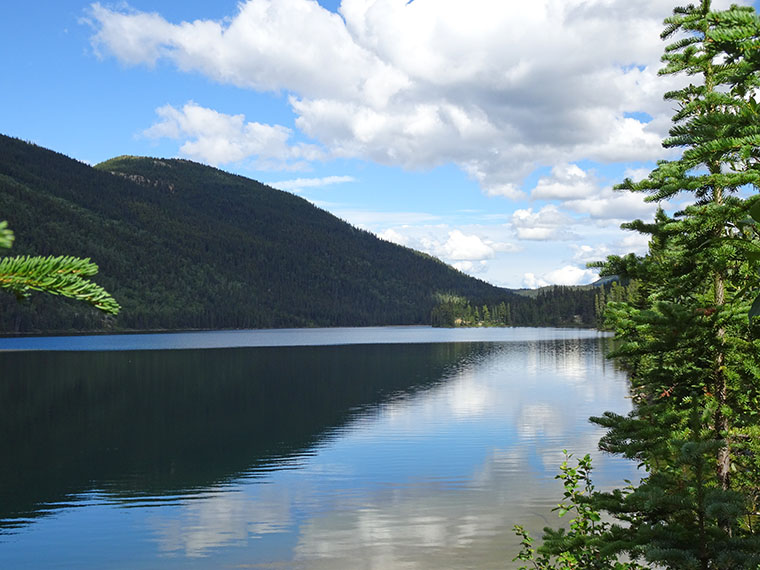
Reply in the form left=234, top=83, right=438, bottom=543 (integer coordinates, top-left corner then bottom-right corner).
left=714, top=272, right=730, bottom=491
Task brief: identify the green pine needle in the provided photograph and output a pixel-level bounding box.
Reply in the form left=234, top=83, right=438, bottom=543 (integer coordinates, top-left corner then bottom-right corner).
left=0, top=220, right=14, bottom=249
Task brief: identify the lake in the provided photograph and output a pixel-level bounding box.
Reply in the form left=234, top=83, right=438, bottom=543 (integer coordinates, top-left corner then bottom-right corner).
left=0, top=327, right=638, bottom=569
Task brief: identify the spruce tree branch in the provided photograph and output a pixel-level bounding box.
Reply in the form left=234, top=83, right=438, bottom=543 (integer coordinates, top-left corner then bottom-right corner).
left=0, top=255, right=121, bottom=315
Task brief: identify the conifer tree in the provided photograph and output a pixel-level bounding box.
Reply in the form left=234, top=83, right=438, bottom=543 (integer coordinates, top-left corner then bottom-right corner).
left=589, top=1, right=760, bottom=566
left=517, top=2, right=760, bottom=568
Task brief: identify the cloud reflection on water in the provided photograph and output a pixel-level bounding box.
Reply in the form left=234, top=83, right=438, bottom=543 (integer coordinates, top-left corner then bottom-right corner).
left=141, top=337, right=639, bottom=567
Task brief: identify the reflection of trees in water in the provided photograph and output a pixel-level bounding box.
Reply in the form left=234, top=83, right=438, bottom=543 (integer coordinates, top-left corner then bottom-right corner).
left=0, top=342, right=490, bottom=528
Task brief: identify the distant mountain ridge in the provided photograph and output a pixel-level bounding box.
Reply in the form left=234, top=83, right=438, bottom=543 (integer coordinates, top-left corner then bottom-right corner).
left=0, top=134, right=526, bottom=333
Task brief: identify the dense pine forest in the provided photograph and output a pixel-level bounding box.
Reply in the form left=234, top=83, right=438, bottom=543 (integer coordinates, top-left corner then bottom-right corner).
left=430, top=286, right=601, bottom=328
left=0, top=134, right=603, bottom=334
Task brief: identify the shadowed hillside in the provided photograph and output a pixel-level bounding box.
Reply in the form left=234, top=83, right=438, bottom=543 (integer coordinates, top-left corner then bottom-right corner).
left=0, top=135, right=523, bottom=333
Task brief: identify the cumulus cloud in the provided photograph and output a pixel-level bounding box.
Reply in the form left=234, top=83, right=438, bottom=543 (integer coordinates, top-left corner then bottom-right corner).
left=86, top=0, right=751, bottom=196
left=88, top=0, right=383, bottom=99
left=623, top=166, right=654, bottom=183
left=418, top=229, right=520, bottom=269
left=441, top=230, right=495, bottom=261
left=563, top=186, right=662, bottom=220
left=375, top=225, right=518, bottom=275
left=377, top=228, right=410, bottom=246
left=451, top=260, right=489, bottom=274
left=517, top=236, right=649, bottom=289
left=143, top=101, right=322, bottom=168
left=571, top=244, right=613, bottom=265
left=559, top=266, right=595, bottom=286
left=85, top=0, right=752, bottom=285
left=618, top=232, right=651, bottom=255
left=522, top=272, right=550, bottom=289
left=571, top=232, right=651, bottom=265
left=531, top=163, right=598, bottom=201
left=510, top=205, right=576, bottom=241
left=522, top=265, right=598, bottom=288
left=527, top=161, right=665, bottom=224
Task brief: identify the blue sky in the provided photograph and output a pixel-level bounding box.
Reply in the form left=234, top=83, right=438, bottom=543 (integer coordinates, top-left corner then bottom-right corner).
left=2, top=0, right=757, bottom=289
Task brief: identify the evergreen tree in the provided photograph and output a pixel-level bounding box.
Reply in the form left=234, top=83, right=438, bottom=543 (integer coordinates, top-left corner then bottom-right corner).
left=591, top=1, right=760, bottom=566
left=519, top=2, right=760, bottom=568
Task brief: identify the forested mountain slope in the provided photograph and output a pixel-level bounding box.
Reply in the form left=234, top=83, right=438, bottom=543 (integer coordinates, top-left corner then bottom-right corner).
left=0, top=134, right=528, bottom=333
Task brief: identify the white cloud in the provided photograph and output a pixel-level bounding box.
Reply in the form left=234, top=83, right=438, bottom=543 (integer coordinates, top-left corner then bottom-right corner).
left=528, top=162, right=667, bottom=223
left=88, top=0, right=383, bottom=99
left=522, top=272, right=549, bottom=289
left=87, top=3, right=174, bottom=66
left=623, top=166, right=653, bottom=183
left=330, top=210, right=440, bottom=228
left=451, top=260, right=489, bottom=274
left=270, top=175, right=356, bottom=192
left=87, top=0, right=752, bottom=193
left=618, top=232, right=651, bottom=255
left=482, top=182, right=526, bottom=200
left=441, top=230, right=495, bottom=261
left=563, top=187, right=662, bottom=220
left=510, top=205, right=576, bottom=241
left=143, top=101, right=322, bottom=168
left=545, top=265, right=598, bottom=286
left=575, top=114, right=667, bottom=163
left=373, top=225, right=519, bottom=275
left=85, top=0, right=751, bottom=288
left=522, top=265, right=598, bottom=288
left=571, top=232, right=651, bottom=265
left=377, top=228, right=409, bottom=246
left=531, top=163, right=598, bottom=201
left=571, top=244, right=613, bottom=265
left=417, top=229, right=519, bottom=270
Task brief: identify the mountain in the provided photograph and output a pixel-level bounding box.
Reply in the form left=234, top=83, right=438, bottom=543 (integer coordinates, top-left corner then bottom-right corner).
left=0, top=134, right=526, bottom=333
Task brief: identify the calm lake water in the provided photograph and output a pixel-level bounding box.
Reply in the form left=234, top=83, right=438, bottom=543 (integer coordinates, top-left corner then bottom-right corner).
left=0, top=327, right=638, bottom=569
